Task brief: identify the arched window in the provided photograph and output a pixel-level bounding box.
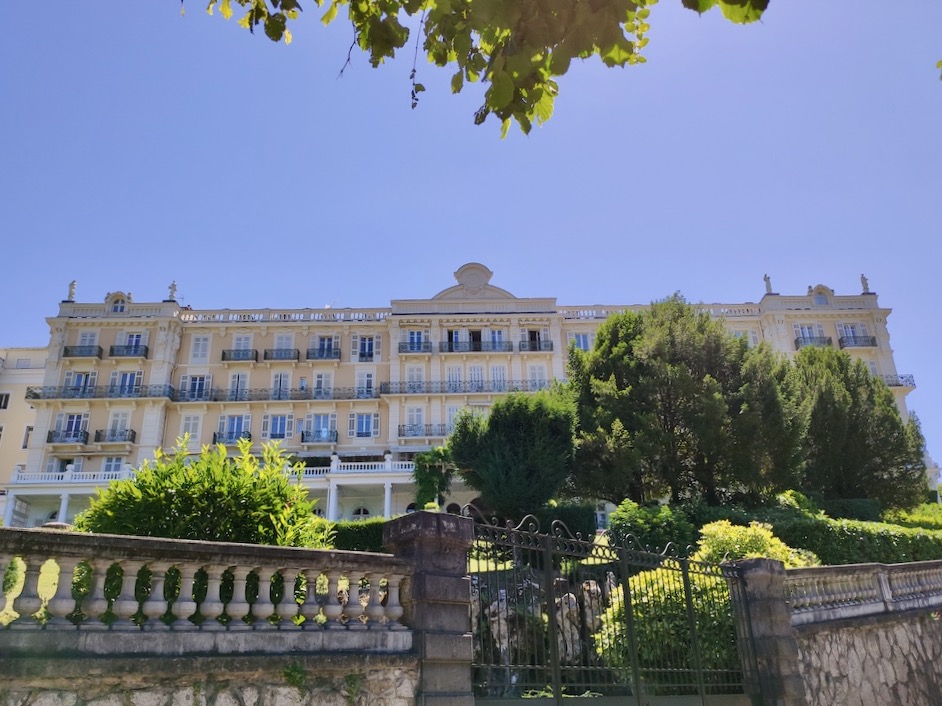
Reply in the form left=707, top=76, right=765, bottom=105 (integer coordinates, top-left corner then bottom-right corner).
left=446, top=503, right=461, bottom=515
left=111, top=298, right=126, bottom=313
left=406, top=503, right=417, bottom=514
left=352, top=506, right=370, bottom=520
left=313, top=507, right=324, bottom=518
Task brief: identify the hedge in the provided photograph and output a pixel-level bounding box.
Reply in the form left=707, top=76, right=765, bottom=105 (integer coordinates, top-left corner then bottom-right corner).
left=332, top=517, right=387, bottom=553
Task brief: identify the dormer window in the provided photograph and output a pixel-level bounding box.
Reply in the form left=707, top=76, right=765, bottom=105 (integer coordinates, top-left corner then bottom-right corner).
left=112, top=298, right=126, bottom=313
left=813, top=293, right=828, bottom=306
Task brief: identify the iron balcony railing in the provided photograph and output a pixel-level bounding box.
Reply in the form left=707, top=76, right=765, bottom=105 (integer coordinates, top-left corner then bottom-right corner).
left=398, top=423, right=452, bottom=437
left=381, top=379, right=551, bottom=394
left=94, top=429, right=137, bottom=443
left=438, top=341, right=515, bottom=353
left=305, top=348, right=341, bottom=360
left=212, top=431, right=252, bottom=444
left=47, top=430, right=89, bottom=444
left=355, top=352, right=374, bottom=362
left=838, top=335, right=878, bottom=349
left=518, top=340, right=554, bottom=352
left=26, top=385, right=174, bottom=401
left=109, top=345, right=149, bottom=358
left=882, top=374, right=916, bottom=388
left=263, top=348, right=300, bottom=361
left=301, top=429, right=339, bottom=443
left=62, top=345, right=103, bottom=358
left=399, top=342, right=432, bottom=353
left=794, top=336, right=833, bottom=350
left=173, top=386, right=380, bottom=402
left=221, top=349, right=258, bottom=362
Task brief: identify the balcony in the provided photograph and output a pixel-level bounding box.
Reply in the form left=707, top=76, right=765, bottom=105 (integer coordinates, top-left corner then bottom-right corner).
left=399, top=342, right=432, bottom=354
left=882, top=374, right=916, bottom=388
left=381, top=379, right=551, bottom=395
left=47, top=430, right=89, bottom=445
left=171, top=387, right=380, bottom=402
left=301, top=429, right=339, bottom=443
left=398, top=423, right=452, bottom=438
left=221, top=349, right=258, bottom=362
left=438, top=341, right=515, bottom=353
left=306, top=348, right=341, bottom=360
left=354, top=352, right=374, bottom=362
left=839, top=336, right=877, bottom=349
left=109, top=345, right=149, bottom=359
left=26, top=385, right=174, bottom=401
left=63, top=345, right=103, bottom=359
left=213, top=431, right=252, bottom=445
left=794, top=336, right=832, bottom=350
left=94, top=428, right=137, bottom=444
left=518, top=340, right=554, bottom=352
left=264, top=348, right=300, bottom=361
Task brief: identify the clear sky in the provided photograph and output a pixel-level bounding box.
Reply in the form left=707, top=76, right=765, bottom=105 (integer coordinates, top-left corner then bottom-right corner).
left=2, top=2, right=940, bottom=461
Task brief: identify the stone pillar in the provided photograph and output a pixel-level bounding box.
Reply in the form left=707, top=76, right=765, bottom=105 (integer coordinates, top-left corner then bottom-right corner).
left=3, top=492, right=16, bottom=526
left=327, top=481, right=339, bottom=522
left=384, top=481, right=393, bottom=518
left=57, top=494, right=70, bottom=523
left=734, top=558, right=807, bottom=706
left=384, top=511, right=474, bottom=706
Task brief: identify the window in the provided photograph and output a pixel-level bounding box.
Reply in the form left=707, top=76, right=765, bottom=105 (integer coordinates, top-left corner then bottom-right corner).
left=359, top=336, right=374, bottom=361
left=313, top=507, right=325, bottom=518
left=491, top=366, right=507, bottom=392
left=468, top=366, right=485, bottom=392
left=569, top=332, right=593, bottom=351
left=407, top=407, right=424, bottom=426
left=446, top=406, right=461, bottom=432
left=11, top=497, right=30, bottom=528
left=794, top=323, right=824, bottom=339
left=446, top=503, right=461, bottom=515
left=352, top=334, right=381, bottom=362
left=348, top=412, right=381, bottom=438
left=272, top=372, right=291, bottom=400
left=490, top=329, right=505, bottom=345
left=64, top=371, right=97, bottom=397
left=190, top=335, right=210, bottom=363
left=406, top=366, right=424, bottom=392
left=217, top=414, right=251, bottom=442
left=125, top=332, right=144, bottom=348
left=110, top=370, right=143, bottom=396
left=406, top=503, right=417, bottom=513
left=356, top=371, right=375, bottom=398
left=103, top=457, right=125, bottom=474
left=180, top=374, right=211, bottom=401
left=868, top=361, right=879, bottom=376
left=446, top=366, right=462, bottom=392
left=228, top=372, right=248, bottom=401
left=837, top=322, right=870, bottom=338
left=181, top=415, right=201, bottom=442
left=352, top=506, right=371, bottom=520
left=108, top=411, right=130, bottom=433
left=22, top=425, right=32, bottom=449
left=274, top=333, right=294, bottom=349
left=813, top=293, right=828, bottom=305
left=78, top=331, right=98, bottom=346
left=313, top=372, right=333, bottom=399
left=262, top=413, right=294, bottom=440
left=15, top=359, right=31, bottom=369
left=0, top=393, right=9, bottom=409
left=407, top=330, right=425, bottom=351
left=307, top=413, right=336, bottom=432
left=528, top=365, right=547, bottom=390
left=111, top=298, right=126, bottom=313
left=233, top=335, right=252, bottom=350
left=313, top=334, right=339, bottom=357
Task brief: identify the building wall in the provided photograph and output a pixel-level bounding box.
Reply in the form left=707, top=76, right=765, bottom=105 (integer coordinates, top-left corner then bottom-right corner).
left=1, top=265, right=917, bottom=527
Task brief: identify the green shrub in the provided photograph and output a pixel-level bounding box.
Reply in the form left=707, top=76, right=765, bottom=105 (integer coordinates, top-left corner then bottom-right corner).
left=884, top=503, right=942, bottom=531
left=676, top=499, right=753, bottom=531
left=822, top=498, right=882, bottom=522
left=607, top=500, right=696, bottom=554
left=775, top=490, right=821, bottom=515
left=332, top=517, right=386, bottom=553
left=693, top=521, right=819, bottom=567
left=533, top=503, right=597, bottom=541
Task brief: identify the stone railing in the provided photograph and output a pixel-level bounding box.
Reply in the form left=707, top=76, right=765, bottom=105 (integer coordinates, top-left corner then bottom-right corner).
left=0, top=528, right=411, bottom=654
left=786, top=561, right=942, bottom=627
left=179, top=308, right=390, bottom=324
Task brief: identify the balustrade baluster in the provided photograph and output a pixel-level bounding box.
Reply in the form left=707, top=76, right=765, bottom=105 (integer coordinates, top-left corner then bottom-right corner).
left=365, top=573, right=385, bottom=627
left=323, top=570, right=344, bottom=629
left=172, top=564, right=199, bottom=630
left=345, top=571, right=366, bottom=629
left=275, top=568, right=301, bottom=629
left=200, top=564, right=226, bottom=630
left=227, top=566, right=252, bottom=630
left=79, top=558, right=111, bottom=630
left=9, top=555, right=44, bottom=629
left=46, top=556, right=81, bottom=628
left=299, top=568, right=323, bottom=630
left=142, top=561, right=172, bottom=631
left=385, top=574, right=406, bottom=629
left=112, top=560, right=145, bottom=630
left=251, top=568, right=277, bottom=630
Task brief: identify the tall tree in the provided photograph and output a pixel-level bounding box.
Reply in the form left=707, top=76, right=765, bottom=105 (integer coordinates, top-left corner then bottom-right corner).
left=448, top=391, right=575, bottom=520
left=784, top=347, right=926, bottom=509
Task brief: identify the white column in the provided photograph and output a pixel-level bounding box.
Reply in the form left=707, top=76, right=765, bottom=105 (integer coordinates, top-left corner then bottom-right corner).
left=383, top=482, right=392, bottom=518
left=57, top=494, right=70, bottom=523
left=3, top=492, right=16, bottom=526
left=327, top=481, right=339, bottom=521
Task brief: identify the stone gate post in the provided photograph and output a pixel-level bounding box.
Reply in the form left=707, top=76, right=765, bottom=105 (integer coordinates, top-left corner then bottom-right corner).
left=734, top=558, right=807, bottom=706
left=384, top=511, right=474, bottom=706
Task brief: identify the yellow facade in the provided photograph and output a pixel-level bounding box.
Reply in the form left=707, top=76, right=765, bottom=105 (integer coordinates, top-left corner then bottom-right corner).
left=1, top=265, right=916, bottom=527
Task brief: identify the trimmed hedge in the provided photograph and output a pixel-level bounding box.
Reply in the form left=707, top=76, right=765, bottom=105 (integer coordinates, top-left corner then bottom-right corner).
left=332, top=517, right=387, bottom=553
left=533, top=503, right=598, bottom=541
left=821, top=498, right=882, bottom=522
left=607, top=500, right=697, bottom=554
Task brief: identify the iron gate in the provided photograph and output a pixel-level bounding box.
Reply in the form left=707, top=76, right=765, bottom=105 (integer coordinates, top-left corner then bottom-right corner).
left=467, top=511, right=760, bottom=705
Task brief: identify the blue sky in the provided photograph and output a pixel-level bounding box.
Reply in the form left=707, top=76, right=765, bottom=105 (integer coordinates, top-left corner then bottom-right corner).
left=2, top=2, right=941, bottom=463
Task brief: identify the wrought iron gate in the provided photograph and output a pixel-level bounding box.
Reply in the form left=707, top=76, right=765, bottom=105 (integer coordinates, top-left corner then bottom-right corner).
left=467, top=511, right=760, bottom=705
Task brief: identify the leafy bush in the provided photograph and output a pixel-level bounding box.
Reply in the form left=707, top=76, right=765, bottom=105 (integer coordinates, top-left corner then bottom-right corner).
left=821, top=498, right=882, bottom=522
left=332, top=517, right=386, bottom=553
left=533, top=502, right=598, bottom=541
left=607, top=500, right=696, bottom=553
left=74, top=439, right=332, bottom=548
left=677, top=498, right=753, bottom=532
left=693, top=521, right=820, bottom=567
left=775, top=490, right=821, bottom=515
left=883, top=503, right=942, bottom=531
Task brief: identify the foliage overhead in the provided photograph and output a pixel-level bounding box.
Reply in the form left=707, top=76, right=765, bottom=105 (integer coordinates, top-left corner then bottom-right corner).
left=448, top=390, right=575, bottom=520
left=412, top=446, right=455, bottom=507
left=200, top=0, right=773, bottom=135
left=74, top=438, right=333, bottom=548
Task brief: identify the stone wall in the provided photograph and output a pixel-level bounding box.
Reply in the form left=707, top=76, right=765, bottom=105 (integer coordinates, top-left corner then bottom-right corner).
left=0, top=653, right=418, bottom=706
left=795, top=608, right=942, bottom=706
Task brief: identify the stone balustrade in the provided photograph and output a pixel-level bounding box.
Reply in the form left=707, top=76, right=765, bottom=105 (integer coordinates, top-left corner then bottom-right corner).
left=0, top=527, right=412, bottom=656
left=786, top=560, right=942, bottom=626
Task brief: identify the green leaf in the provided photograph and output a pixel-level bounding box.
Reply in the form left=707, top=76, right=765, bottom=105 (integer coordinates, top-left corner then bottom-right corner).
left=264, top=13, right=287, bottom=41
left=321, top=2, right=339, bottom=25
left=451, top=70, right=464, bottom=94
left=489, top=70, right=515, bottom=110
left=414, top=83, right=426, bottom=92
left=534, top=89, right=554, bottom=124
